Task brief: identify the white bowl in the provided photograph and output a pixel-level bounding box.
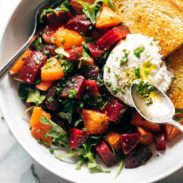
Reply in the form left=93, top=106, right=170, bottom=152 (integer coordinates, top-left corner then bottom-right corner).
left=0, top=0, right=183, bottom=182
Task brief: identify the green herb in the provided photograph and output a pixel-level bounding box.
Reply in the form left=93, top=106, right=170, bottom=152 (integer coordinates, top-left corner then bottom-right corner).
left=55, top=46, right=70, bottom=57
left=60, top=59, right=74, bottom=74
left=68, top=89, right=77, bottom=98
left=115, top=160, right=124, bottom=178
left=59, top=111, right=72, bottom=123
left=79, top=48, right=92, bottom=63
left=47, top=96, right=54, bottom=103
left=77, top=0, right=102, bottom=24
left=40, top=8, right=56, bottom=23
left=120, top=49, right=129, bottom=66
left=26, top=89, right=46, bottom=106
left=106, top=81, right=111, bottom=87
left=74, top=117, right=83, bottom=127
left=18, top=83, right=35, bottom=102
left=49, top=148, right=55, bottom=154
left=135, top=80, right=156, bottom=105
left=134, top=67, right=140, bottom=78
left=134, top=46, right=145, bottom=58
left=32, top=36, right=44, bottom=51
left=40, top=116, right=67, bottom=146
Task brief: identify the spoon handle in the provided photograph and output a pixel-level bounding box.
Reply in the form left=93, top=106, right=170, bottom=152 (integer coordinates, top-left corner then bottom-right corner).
left=168, top=119, right=183, bottom=133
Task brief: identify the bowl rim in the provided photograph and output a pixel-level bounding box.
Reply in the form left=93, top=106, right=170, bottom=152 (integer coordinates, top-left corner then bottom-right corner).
left=0, top=0, right=183, bottom=182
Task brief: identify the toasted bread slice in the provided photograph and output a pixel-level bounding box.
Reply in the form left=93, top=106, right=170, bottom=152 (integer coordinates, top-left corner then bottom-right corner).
left=166, top=46, right=183, bottom=109
left=114, top=0, right=183, bottom=57
left=169, top=0, right=183, bottom=11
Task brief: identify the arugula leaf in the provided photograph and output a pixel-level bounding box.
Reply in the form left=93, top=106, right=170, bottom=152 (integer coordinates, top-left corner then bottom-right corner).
left=77, top=0, right=115, bottom=24
left=77, top=0, right=102, bottom=24
left=26, top=89, right=46, bottom=106
left=55, top=46, right=70, bottom=57
left=40, top=116, right=68, bottom=147
left=32, top=36, right=44, bottom=51
left=59, top=112, right=72, bottom=123
left=40, top=8, right=56, bottom=23
left=59, top=59, right=74, bottom=74
left=115, top=160, right=124, bottom=178
left=18, top=83, right=35, bottom=102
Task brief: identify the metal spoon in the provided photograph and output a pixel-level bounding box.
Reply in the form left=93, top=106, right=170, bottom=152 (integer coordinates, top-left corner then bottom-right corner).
left=130, top=80, right=183, bottom=132
left=0, top=0, right=61, bottom=81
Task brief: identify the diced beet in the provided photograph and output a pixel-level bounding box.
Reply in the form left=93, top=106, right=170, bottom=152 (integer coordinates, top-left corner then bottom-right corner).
left=69, top=128, right=89, bottom=149
left=65, top=15, right=92, bottom=34
left=96, top=141, right=117, bottom=167
left=60, top=75, right=85, bottom=99
left=19, top=51, right=47, bottom=83
left=96, top=25, right=130, bottom=50
left=103, top=98, right=126, bottom=123
left=87, top=43, right=104, bottom=58
left=79, top=65, right=99, bottom=80
left=65, top=46, right=83, bottom=61
left=42, top=26, right=57, bottom=44
left=51, top=115, right=67, bottom=130
left=84, top=80, right=99, bottom=95
left=155, top=133, right=166, bottom=151
left=121, top=133, right=141, bottom=154
left=125, top=144, right=153, bottom=169
left=44, top=85, right=59, bottom=111
left=46, top=11, right=72, bottom=29
left=43, top=44, right=57, bottom=57
left=90, top=29, right=102, bottom=40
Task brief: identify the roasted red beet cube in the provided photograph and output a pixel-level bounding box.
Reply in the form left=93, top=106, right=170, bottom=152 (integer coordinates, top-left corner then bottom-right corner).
left=87, top=43, right=104, bottom=58
left=65, top=46, right=83, bottom=61
left=43, top=44, right=57, bottom=57
left=121, top=133, right=141, bottom=154
left=19, top=51, right=47, bottom=83
left=155, top=133, right=166, bottom=151
left=60, top=75, right=85, bottom=99
left=96, top=25, right=130, bottom=50
left=96, top=141, right=117, bottom=167
left=44, top=85, right=59, bottom=111
left=125, top=144, right=152, bottom=168
left=84, top=80, right=99, bottom=95
left=103, top=98, right=126, bottom=122
left=79, top=65, right=99, bottom=80
left=42, top=26, right=57, bottom=44
left=69, top=128, right=89, bottom=149
left=65, top=15, right=92, bottom=34
left=46, top=11, right=72, bottom=29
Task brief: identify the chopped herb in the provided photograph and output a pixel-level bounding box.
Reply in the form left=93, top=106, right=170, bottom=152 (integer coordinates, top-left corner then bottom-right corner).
left=135, top=80, right=156, bottom=105
left=49, top=148, right=55, bottom=154
left=120, top=49, right=129, bottom=66
left=106, top=81, right=111, bottom=87
left=59, top=111, right=72, bottom=123
left=47, top=96, right=54, bottom=103
left=134, top=67, right=140, bottom=78
left=60, top=59, right=74, bottom=74
left=68, top=89, right=77, bottom=98
left=32, top=36, right=44, bottom=51
left=134, top=46, right=145, bottom=58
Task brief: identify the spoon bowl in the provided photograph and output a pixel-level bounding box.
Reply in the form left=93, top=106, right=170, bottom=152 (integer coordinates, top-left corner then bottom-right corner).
left=130, top=80, right=183, bottom=132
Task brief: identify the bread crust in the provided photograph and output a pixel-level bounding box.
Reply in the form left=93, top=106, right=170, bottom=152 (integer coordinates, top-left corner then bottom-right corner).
left=166, top=46, right=183, bottom=109
left=114, top=0, right=183, bottom=57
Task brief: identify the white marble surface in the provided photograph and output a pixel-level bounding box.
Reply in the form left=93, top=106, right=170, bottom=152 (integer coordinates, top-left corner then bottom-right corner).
left=0, top=0, right=183, bottom=183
